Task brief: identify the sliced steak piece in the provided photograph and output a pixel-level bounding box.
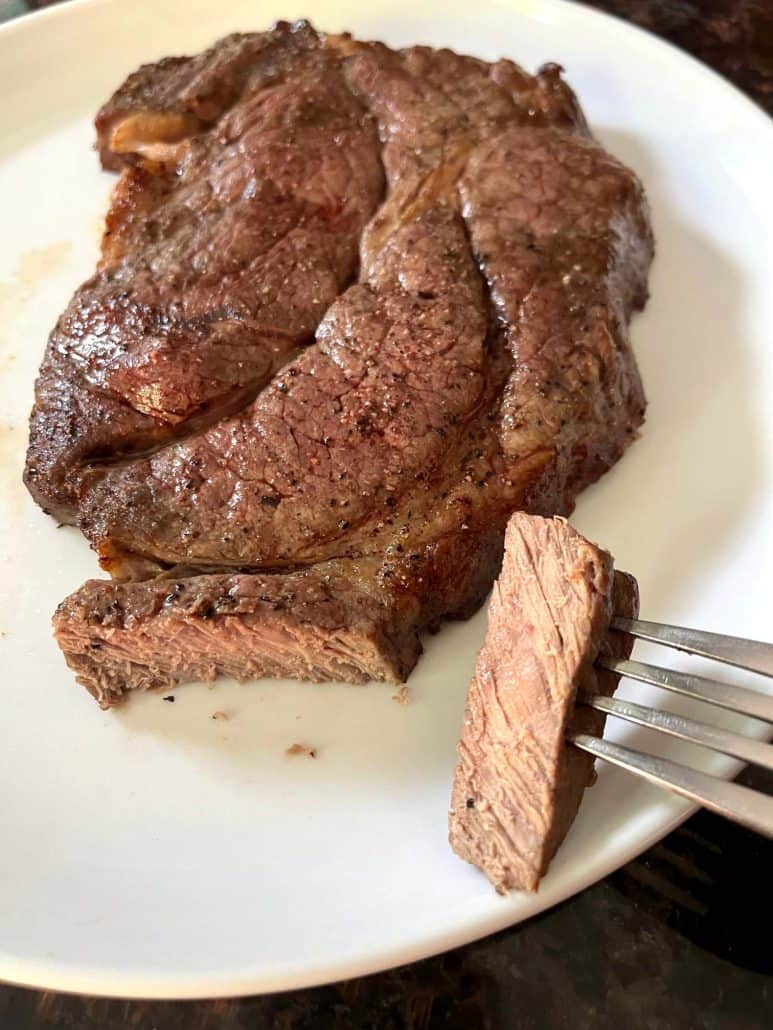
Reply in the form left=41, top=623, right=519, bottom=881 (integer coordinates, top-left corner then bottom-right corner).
left=53, top=559, right=422, bottom=709
left=54, top=526, right=506, bottom=707
left=449, top=513, right=639, bottom=893
left=25, top=21, right=384, bottom=521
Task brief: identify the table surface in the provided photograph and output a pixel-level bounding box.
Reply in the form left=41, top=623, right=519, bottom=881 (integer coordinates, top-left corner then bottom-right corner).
left=1, top=1, right=771, bottom=1027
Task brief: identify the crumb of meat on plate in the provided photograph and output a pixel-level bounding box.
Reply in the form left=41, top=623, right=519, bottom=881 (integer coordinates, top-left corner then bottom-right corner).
left=285, top=743, right=317, bottom=758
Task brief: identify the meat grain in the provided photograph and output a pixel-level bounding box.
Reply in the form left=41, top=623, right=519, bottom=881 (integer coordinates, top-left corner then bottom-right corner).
left=449, top=514, right=638, bottom=892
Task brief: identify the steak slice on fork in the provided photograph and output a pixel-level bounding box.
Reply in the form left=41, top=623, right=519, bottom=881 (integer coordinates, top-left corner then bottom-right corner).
left=449, top=513, right=638, bottom=892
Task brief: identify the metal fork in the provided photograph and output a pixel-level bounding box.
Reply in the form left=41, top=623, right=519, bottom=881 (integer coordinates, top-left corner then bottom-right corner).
left=569, top=619, right=773, bottom=838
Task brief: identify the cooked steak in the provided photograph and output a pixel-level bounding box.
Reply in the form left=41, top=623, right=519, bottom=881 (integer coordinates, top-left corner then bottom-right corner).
left=449, top=513, right=639, bottom=893
left=27, top=22, right=653, bottom=703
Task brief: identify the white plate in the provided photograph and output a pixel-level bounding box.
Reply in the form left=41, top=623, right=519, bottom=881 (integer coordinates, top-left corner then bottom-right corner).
left=0, top=0, right=771, bottom=1001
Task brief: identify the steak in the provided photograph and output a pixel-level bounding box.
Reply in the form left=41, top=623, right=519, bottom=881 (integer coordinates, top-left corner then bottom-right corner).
left=25, top=22, right=653, bottom=704
left=449, top=513, right=638, bottom=892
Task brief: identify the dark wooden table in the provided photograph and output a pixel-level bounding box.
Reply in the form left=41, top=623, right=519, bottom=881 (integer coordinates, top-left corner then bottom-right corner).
left=2, top=2, right=771, bottom=1027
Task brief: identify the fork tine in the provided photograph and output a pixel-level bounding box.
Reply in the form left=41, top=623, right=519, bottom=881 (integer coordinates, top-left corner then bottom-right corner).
left=598, top=657, right=773, bottom=724
left=580, top=694, right=773, bottom=771
left=611, top=618, right=773, bottom=678
left=569, top=733, right=773, bottom=838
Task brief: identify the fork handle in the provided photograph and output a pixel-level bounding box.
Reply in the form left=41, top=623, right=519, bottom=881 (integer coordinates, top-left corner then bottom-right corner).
left=612, top=619, right=773, bottom=679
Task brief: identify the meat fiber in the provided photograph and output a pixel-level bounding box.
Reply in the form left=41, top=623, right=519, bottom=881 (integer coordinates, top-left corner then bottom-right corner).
left=449, top=513, right=639, bottom=892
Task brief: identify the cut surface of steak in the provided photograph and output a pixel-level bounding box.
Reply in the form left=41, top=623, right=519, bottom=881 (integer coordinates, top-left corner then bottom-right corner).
left=55, top=526, right=506, bottom=707
left=449, top=513, right=639, bottom=893
left=26, top=22, right=653, bottom=702
left=53, top=560, right=422, bottom=710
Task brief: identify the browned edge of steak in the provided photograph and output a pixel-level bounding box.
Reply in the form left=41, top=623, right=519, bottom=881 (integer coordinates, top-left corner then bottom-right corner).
left=448, top=513, right=639, bottom=893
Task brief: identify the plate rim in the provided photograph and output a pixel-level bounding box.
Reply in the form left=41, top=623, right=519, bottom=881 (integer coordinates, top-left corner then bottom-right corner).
left=2, top=0, right=771, bottom=135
